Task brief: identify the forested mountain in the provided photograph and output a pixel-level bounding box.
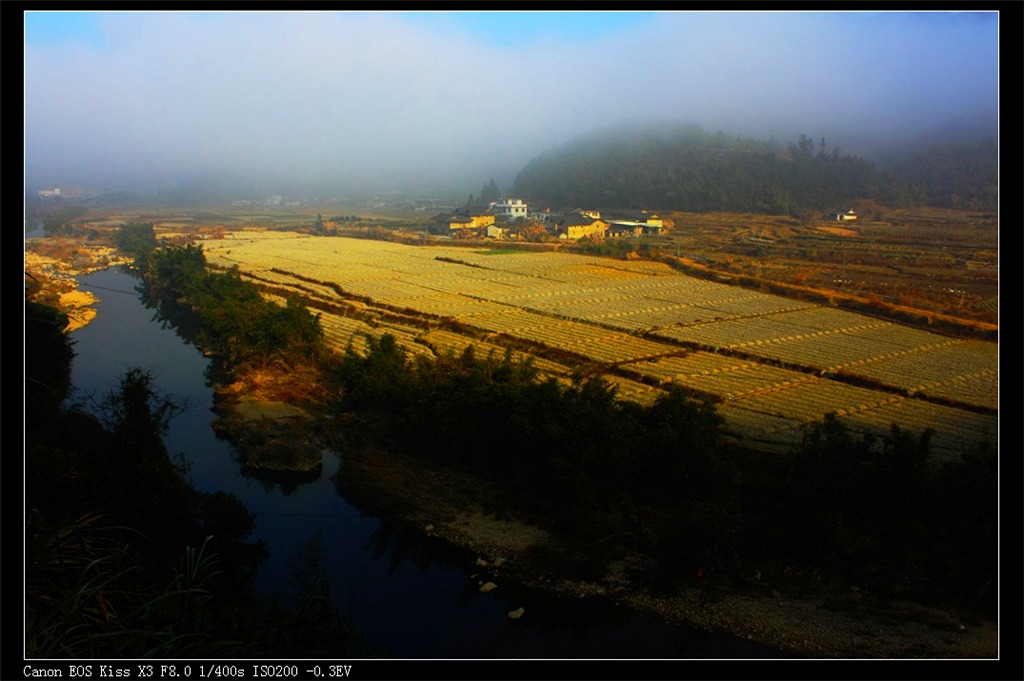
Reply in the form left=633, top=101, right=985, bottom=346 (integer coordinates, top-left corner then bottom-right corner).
left=879, top=137, right=998, bottom=211
left=511, top=123, right=996, bottom=214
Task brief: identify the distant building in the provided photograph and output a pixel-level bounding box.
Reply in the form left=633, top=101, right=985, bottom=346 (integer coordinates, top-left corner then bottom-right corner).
left=607, top=222, right=644, bottom=238
left=489, top=198, right=528, bottom=221
left=602, top=209, right=665, bottom=233
left=832, top=209, right=858, bottom=222
left=37, top=186, right=84, bottom=199
left=528, top=207, right=557, bottom=223
left=556, top=213, right=609, bottom=240
left=431, top=210, right=495, bottom=234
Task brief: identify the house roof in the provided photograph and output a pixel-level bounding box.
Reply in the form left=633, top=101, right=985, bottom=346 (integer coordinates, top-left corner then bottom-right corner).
left=435, top=210, right=492, bottom=222
left=601, top=208, right=660, bottom=221
left=558, top=215, right=606, bottom=228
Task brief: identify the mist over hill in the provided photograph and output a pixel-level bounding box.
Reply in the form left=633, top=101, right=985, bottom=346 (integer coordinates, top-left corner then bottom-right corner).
left=26, top=116, right=997, bottom=214
left=510, top=122, right=998, bottom=215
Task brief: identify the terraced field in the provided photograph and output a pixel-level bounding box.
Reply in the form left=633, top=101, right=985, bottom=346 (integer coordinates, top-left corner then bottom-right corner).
left=202, top=231, right=998, bottom=462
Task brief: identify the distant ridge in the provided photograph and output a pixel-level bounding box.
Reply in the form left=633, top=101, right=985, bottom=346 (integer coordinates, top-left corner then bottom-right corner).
left=512, top=122, right=997, bottom=214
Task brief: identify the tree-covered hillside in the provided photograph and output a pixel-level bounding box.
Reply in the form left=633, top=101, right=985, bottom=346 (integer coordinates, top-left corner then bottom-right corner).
left=511, top=123, right=996, bottom=215
left=879, top=137, right=998, bottom=211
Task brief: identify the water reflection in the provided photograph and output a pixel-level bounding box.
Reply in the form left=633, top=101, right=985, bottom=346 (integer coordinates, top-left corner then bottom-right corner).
left=364, top=516, right=467, bottom=578
left=236, top=464, right=322, bottom=494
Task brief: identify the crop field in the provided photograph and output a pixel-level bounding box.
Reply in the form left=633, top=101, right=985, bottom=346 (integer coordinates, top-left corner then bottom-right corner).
left=837, top=339, right=998, bottom=410
left=415, top=329, right=577, bottom=381
left=620, top=352, right=819, bottom=399
left=202, top=231, right=998, bottom=462
left=841, top=400, right=997, bottom=460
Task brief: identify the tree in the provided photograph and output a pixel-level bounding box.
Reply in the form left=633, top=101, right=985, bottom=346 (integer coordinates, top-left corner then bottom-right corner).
left=144, top=243, right=208, bottom=300
left=789, top=134, right=815, bottom=161
left=40, top=204, right=87, bottom=236
left=25, top=301, right=75, bottom=427
left=515, top=218, right=552, bottom=242
left=99, top=367, right=184, bottom=473
left=479, top=178, right=501, bottom=205
left=115, top=222, right=158, bottom=269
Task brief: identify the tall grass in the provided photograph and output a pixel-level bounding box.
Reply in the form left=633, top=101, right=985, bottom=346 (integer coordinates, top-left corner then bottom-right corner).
left=25, top=509, right=244, bottom=659
left=26, top=509, right=368, bottom=658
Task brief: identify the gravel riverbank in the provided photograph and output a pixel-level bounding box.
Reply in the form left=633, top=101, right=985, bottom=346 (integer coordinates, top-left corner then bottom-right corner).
left=337, top=444, right=998, bottom=659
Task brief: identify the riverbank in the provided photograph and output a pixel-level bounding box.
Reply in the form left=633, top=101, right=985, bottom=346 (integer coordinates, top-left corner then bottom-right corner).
left=24, top=248, right=131, bottom=331
left=335, top=441, right=998, bottom=659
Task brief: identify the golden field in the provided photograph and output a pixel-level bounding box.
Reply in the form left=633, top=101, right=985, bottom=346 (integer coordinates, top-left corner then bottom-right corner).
left=199, top=230, right=998, bottom=461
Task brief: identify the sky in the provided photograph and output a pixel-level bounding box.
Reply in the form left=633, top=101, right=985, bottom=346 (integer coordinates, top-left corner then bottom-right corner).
left=23, top=9, right=1000, bottom=199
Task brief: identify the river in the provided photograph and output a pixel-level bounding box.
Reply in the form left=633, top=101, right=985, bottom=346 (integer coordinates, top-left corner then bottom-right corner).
left=65, top=266, right=788, bottom=660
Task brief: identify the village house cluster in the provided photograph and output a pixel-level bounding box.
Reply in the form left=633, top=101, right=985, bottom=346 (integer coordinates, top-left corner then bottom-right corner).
left=431, top=198, right=667, bottom=241
left=37, top=186, right=85, bottom=199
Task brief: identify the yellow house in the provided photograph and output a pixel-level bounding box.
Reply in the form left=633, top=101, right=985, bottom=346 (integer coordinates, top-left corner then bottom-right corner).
left=642, top=213, right=664, bottom=229
left=449, top=213, right=495, bottom=230
left=432, top=211, right=495, bottom=233
left=558, top=216, right=609, bottom=240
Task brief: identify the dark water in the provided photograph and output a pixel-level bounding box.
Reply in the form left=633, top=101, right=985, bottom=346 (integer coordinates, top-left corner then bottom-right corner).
left=66, top=266, right=789, bottom=659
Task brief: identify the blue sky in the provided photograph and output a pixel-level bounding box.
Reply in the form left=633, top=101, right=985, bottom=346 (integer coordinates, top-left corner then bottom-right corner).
left=23, top=10, right=999, bottom=196
left=25, top=10, right=659, bottom=47
left=396, top=11, right=658, bottom=46
left=25, top=11, right=106, bottom=45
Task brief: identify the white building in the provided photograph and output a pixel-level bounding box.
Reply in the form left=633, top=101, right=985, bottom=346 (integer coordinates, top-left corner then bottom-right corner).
left=38, top=186, right=84, bottom=199
left=489, top=198, right=528, bottom=220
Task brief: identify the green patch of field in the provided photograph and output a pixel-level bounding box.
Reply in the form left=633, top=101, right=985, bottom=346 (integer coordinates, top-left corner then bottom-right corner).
left=476, top=248, right=524, bottom=256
